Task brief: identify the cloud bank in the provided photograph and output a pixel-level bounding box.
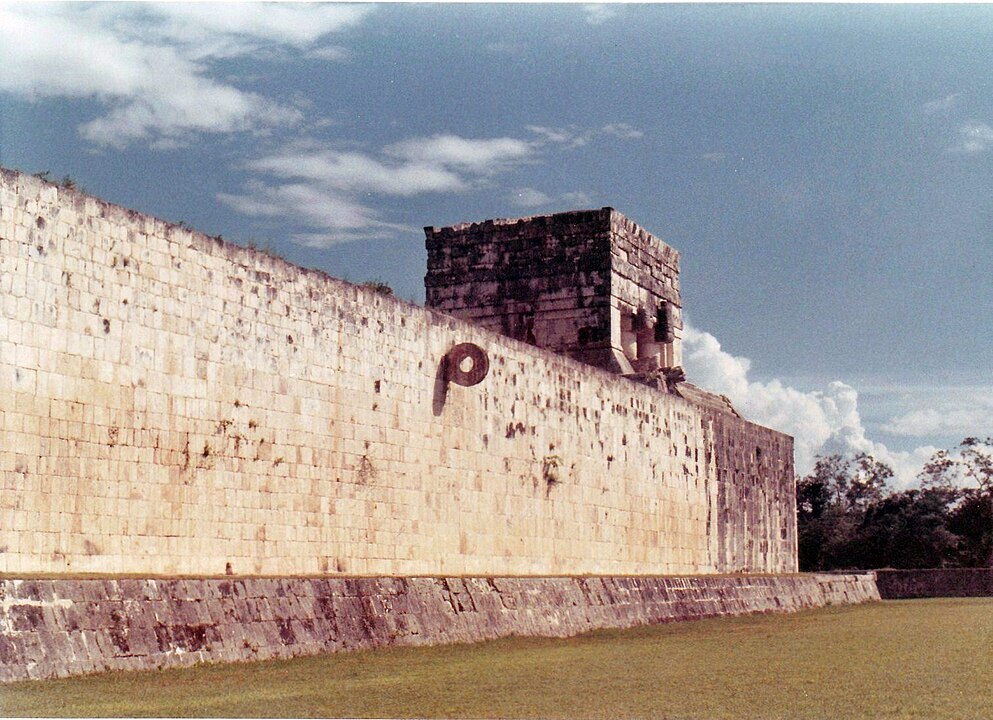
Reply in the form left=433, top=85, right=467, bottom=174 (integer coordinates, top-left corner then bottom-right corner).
left=0, top=3, right=370, bottom=147
left=882, top=394, right=993, bottom=438
left=681, top=324, right=938, bottom=487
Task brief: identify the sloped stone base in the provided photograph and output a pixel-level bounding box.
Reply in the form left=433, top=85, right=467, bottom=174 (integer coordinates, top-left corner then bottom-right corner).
left=0, top=574, right=878, bottom=682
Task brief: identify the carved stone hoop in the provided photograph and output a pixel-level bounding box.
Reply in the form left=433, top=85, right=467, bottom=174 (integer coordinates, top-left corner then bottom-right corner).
left=445, top=343, right=489, bottom=386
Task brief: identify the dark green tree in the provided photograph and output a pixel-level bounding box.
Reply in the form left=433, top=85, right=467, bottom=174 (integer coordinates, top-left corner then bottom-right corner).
left=920, top=437, right=993, bottom=567
left=796, top=454, right=882, bottom=570
left=798, top=439, right=993, bottom=571
left=853, top=487, right=959, bottom=569
left=846, top=453, right=892, bottom=511
left=947, top=491, right=993, bottom=567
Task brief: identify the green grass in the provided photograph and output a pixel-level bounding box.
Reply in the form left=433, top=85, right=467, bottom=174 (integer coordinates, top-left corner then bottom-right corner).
left=3, top=598, right=992, bottom=719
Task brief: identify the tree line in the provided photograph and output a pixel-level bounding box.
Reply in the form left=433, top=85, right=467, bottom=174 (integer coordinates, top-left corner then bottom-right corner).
left=797, top=437, right=993, bottom=571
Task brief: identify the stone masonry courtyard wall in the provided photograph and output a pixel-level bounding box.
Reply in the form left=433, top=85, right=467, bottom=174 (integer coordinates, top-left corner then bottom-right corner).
left=874, top=569, right=993, bottom=599
left=0, top=574, right=879, bottom=682
left=0, top=168, right=797, bottom=576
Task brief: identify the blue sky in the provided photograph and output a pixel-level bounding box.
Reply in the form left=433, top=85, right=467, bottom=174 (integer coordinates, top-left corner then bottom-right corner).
left=2, top=3, right=991, bottom=485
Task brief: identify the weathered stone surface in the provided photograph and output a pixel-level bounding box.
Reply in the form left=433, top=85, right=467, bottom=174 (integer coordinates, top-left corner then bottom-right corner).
left=0, top=168, right=796, bottom=577
left=0, top=575, right=879, bottom=682
left=875, top=569, right=993, bottom=598
left=701, top=404, right=797, bottom=574
left=424, top=208, right=683, bottom=374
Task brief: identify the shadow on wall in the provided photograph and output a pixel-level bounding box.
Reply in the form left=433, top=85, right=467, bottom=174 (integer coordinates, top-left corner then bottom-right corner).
left=433, top=358, right=448, bottom=416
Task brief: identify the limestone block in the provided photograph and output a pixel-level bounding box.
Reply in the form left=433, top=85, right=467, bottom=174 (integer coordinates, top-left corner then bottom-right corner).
left=0, top=168, right=796, bottom=577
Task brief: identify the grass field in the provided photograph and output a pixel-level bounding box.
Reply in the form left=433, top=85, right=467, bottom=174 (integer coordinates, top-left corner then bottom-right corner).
left=2, top=598, right=991, bottom=719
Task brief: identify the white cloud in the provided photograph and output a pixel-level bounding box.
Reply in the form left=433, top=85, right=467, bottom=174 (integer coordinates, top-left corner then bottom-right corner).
left=243, top=135, right=534, bottom=195
left=511, top=188, right=552, bottom=208
left=881, top=392, right=993, bottom=437
left=80, top=78, right=301, bottom=149
left=583, top=4, right=619, bottom=25
left=0, top=3, right=370, bottom=147
left=306, top=45, right=352, bottom=62
left=114, top=3, right=370, bottom=58
left=218, top=181, right=409, bottom=247
left=223, top=121, right=627, bottom=246
left=526, top=125, right=592, bottom=148
left=222, top=134, right=538, bottom=246
left=218, top=181, right=370, bottom=227
left=560, top=191, right=595, bottom=207
left=510, top=188, right=596, bottom=210
left=602, top=123, right=643, bottom=140
left=682, top=324, right=938, bottom=488
left=923, top=92, right=961, bottom=115
left=225, top=123, right=630, bottom=242
left=385, top=135, right=533, bottom=173
left=527, top=123, right=642, bottom=148
left=702, top=152, right=727, bottom=163
left=949, top=120, right=993, bottom=154
left=244, top=145, right=468, bottom=197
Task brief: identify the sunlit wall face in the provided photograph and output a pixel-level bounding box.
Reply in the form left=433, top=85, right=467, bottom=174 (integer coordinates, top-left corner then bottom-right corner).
left=2, top=3, right=990, bottom=480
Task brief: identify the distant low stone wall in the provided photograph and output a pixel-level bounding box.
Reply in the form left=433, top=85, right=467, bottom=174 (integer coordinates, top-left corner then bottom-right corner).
left=875, top=569, right=993, bottom=599
left=0, top=574, right=878, bottom=682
